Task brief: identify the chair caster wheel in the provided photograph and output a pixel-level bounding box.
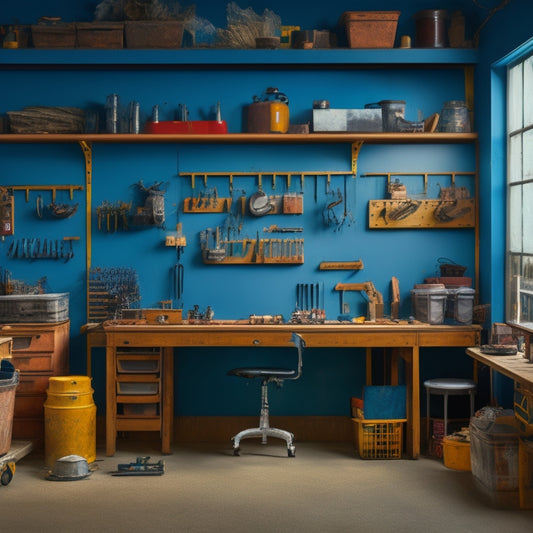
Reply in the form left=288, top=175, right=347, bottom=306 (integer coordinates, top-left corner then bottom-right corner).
left=288, top=447, right=295, bottom=458
left=233, top=447, right=240, bottom=456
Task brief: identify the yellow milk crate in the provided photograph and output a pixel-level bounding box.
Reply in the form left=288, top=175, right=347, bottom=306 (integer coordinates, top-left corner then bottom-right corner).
left=352, top=417, right=405, bottom=459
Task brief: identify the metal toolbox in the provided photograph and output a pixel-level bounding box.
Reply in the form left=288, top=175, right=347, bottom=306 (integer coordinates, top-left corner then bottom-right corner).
left=0, top=293, right=69, bottom=323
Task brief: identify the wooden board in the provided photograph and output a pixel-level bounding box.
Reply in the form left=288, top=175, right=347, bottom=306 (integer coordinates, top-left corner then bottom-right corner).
left=368, top=198, right=475, bottom=228
left=183, top=197, right=232, bottom=213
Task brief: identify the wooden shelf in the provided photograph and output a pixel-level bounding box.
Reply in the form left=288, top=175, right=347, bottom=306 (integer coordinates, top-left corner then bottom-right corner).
left=0, top=132, right=478, bottom=144
left=0, top=48, right=479, bottom=67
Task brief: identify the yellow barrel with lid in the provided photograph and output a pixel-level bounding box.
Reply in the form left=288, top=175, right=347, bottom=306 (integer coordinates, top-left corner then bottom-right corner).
left=44, top=376, right=96, bottom=467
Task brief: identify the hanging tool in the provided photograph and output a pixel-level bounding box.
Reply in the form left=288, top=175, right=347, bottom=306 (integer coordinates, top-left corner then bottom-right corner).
left=172, top=223, right=186, bottom=307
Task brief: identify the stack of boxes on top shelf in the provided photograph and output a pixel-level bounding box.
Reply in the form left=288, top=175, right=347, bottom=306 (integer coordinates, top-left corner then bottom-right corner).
left=410, top=261, right=475, bottom=326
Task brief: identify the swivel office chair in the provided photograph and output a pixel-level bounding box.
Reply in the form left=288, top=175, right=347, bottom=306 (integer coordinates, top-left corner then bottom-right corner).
left=227, top=332, right=305, bottom=457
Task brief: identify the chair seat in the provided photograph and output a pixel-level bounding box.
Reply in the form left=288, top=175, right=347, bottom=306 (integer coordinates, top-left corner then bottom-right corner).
left=228, top=367, right=297, bottom=380
left=424, top=378, right=476, bottom=393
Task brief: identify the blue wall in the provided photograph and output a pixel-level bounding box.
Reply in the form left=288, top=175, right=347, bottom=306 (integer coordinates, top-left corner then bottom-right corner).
left=1, top=0, right=528, bottom=416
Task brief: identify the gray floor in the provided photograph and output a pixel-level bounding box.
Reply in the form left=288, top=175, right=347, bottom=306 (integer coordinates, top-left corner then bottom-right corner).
left=2, top=439, right=532, bottom=533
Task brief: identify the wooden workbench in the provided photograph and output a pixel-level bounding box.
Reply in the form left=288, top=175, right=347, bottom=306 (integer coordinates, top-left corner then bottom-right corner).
left=87, top=321, right=482, bottom=458
left=466, top=347, right=533, bottom=388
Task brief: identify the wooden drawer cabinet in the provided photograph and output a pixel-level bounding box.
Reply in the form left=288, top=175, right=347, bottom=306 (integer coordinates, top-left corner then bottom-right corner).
left=106, top=345, right=173, bottom=455
left=0, top=321, right=69, bottom=448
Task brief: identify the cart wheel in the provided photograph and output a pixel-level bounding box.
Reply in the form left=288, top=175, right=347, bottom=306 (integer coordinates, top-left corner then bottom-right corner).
left=233, top=447, right=240, bottom=456
left=288, top=447, right=295, bottom=458
left=1, top=465, right=14, bottom=486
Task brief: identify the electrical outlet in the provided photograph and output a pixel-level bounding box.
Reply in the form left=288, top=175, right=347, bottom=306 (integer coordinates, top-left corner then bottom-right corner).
left=343, top=302, right=350, bottom=314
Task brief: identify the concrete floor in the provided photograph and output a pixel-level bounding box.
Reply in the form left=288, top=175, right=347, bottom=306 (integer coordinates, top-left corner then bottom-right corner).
left=2, top=439, right=532, bottom=533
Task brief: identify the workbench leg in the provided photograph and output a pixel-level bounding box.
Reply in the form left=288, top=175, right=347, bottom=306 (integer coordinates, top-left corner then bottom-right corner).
left=365, top=348, right=372, bottom=385
left=106, top=345, right=117, bottom=456
left=162, top=347, right=174, bottom=454
left=402, top=346, right=420, bottom=459
left=519, top=437, right=533, bottom=509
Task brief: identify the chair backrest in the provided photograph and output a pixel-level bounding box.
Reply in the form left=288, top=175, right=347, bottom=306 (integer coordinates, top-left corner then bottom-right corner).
left=289, top=332, right=305, bottom=381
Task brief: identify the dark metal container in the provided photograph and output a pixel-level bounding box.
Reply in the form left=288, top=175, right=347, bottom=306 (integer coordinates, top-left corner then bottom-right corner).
left=438, top=101, right=471, bottom=133
left=415, top=10, right=448, bottom=48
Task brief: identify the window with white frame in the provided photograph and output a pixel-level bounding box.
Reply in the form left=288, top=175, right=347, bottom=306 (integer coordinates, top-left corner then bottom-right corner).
left=507, top=54, right=533, bottom=330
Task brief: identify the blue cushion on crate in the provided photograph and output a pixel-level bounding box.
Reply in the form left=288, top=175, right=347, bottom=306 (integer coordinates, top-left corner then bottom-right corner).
left=363, top=385, right=407, bottom=420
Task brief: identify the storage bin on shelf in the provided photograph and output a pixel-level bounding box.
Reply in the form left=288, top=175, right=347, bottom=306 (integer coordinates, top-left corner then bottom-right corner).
left=0, top=293, right=69, bottom=323
left=352, top=417, right=406, bottom=459
left=339, top=11, right=400, bottom=49
left=445, top=287, right=475, bottom=325
left=411, top=286, right=447, bottom=324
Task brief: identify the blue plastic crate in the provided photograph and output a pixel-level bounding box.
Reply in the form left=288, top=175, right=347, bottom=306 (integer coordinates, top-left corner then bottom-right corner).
left=363, top=385, right=407, bottom=420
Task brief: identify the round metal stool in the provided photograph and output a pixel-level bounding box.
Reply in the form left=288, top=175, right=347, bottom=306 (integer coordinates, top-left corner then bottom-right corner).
left=424, top=378, right=476, bottom=447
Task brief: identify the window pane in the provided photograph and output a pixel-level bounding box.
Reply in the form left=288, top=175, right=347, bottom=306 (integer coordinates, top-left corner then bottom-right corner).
left=509, top=62, right=523, bottom=132
left=509, top=133, right=522, bottom=183
left=524, top=181, right=533, bottom=253
left=524, top=129, right=533, bottom=179
left=525, top=56, right=533, bottom=126
left=509, top=184, right=522, bottom=252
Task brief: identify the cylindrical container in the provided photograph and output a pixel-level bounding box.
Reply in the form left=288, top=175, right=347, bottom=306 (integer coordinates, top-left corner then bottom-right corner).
left=44, top=376, right=96, bottom=468
left=269, top=100, right=289, bottom=133
left=129, top=101, right=140, bottom=134
left=378, top=100, right=405, bottom=132
left=105, top=93, right=119, bottom=133
left=248, top=101, right=289, bottom=133
left=415, top=10, right=449, bottom=48
left=0, top=360, right=19, bottom=456
left=438, top=100, right=471, bottom=133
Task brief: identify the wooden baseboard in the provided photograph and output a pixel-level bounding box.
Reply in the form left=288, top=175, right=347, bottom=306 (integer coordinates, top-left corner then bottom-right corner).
left=96, top=415, right=354, bottom=444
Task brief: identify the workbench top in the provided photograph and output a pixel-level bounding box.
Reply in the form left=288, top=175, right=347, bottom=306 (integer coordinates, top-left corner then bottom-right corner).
left=466, top=346, right=533, bottom=387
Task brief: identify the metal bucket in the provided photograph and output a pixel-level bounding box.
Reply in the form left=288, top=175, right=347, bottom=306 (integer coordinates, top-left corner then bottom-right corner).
left=438, top=100, right=471, bottom=133
left=44, top=376, right=96, bottom=468
left=377, top=100, right=405, bottom=132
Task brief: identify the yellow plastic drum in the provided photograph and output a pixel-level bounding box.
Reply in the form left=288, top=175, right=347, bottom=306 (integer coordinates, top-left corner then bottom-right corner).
left=44, top=376, right=96, bottom=468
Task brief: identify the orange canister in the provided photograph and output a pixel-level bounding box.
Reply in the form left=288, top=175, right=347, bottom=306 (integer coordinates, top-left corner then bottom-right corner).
left=247, top=87, right=290, bottom=133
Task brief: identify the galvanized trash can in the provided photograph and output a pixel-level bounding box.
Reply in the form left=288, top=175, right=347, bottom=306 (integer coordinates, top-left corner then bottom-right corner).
left=0, top=359, right=19, bottom=457
left=44, top=376, right=96, bottom=468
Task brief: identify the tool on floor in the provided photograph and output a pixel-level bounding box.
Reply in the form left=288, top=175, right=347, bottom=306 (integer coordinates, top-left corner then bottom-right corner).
left=334, top=282, right=384, bottom=321
left=111, top=456, right=165, bottom=476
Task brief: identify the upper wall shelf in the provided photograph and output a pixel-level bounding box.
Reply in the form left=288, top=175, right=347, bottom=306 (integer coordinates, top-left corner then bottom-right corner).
left=0, top=133, right=478, bottom=144
left=0, top=48, right=479, bottom=67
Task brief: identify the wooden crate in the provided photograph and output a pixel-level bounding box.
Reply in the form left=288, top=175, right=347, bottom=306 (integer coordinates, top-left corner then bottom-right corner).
left=31, top=24, right=76, bottom=48
left=76, top=23, right=124, bottom=49
left=124, top=21, right=184, bottom=49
